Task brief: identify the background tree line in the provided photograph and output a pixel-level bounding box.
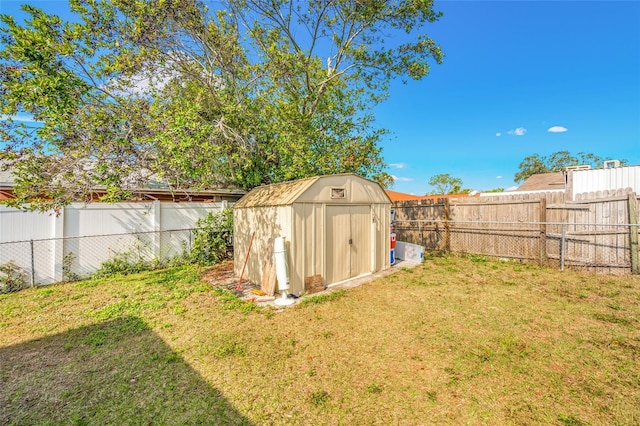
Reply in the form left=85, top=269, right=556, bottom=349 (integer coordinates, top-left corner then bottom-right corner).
left=426, top=151, right=626, bottom=195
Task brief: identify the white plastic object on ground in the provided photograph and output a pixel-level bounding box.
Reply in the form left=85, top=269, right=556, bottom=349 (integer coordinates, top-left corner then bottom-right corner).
left=274, top=236, right=294, bottom=306
left=395, top=241, right=424, bottom=263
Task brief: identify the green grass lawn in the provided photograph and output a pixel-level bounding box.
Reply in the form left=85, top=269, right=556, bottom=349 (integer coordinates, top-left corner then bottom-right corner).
left=2, top=256, right=639, bottom=425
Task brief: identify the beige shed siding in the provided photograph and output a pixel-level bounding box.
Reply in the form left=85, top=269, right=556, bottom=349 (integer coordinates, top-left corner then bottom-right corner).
left=296, top=174, right=390, bottom=204
left=291, top=203, right=325, bottom=295
left=233, top=205, right=292, bottom=285
left=372, top=204, right=391, bottom=272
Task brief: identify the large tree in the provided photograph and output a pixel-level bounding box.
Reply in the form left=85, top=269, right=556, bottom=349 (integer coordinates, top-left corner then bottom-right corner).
left=514, top=151, right=626, bottom=183
left=0, top=0, right=444, bottom=210
left=427, top=173, right=467, bottom=195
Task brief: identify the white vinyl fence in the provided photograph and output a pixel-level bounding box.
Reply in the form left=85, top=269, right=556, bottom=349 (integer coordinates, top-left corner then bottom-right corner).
left=0, top=201, right=230, bottom=286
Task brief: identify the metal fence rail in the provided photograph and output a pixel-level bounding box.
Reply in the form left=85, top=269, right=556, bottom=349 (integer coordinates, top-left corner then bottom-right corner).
left=0, top=228, right=211, bottom=288
left=393, top=220, right=639, bottom=275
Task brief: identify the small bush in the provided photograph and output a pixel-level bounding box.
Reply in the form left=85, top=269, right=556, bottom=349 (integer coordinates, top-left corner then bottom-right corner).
left=189, top=208, right=233, bottom=266
left=0, top=261, right=28, bottom=294
left=62, top=252, right=81, bottom=282
left=94, top=253, right=163, bottom=278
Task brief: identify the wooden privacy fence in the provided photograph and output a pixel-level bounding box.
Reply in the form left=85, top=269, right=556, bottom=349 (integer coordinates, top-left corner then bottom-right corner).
left=392, top=190, right=640, bottom=275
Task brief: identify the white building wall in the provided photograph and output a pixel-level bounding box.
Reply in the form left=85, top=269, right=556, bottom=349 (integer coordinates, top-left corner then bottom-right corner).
left=572, top=165, right=640, bottom=200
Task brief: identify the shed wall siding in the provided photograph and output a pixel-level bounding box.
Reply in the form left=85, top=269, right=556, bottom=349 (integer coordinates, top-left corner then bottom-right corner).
left=233, top=205, right=292, bottom=285
left=291, top=203, right=324, bottom=295
left=373, top=204, right=391, bottom=272
left=296, top=175, right=390, bottom=204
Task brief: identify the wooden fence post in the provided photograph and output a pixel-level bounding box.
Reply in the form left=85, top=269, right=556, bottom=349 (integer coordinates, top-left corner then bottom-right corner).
left=444, top=198, right=451, bottom=252
left=539, top=198, right=547, bottom=266
left=629, top=193, right=639, bottom=274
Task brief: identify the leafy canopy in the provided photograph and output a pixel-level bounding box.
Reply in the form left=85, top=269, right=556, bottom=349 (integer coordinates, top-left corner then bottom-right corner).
left=514, top=151, right=627, bottom=183
left=427, top=173, right=470, bottom=195
left=0, top=0, right=444, bottom=211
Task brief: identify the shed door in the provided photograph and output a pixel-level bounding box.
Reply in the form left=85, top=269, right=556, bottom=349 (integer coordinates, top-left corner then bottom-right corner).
left=326, top=205, right=370, bottom=284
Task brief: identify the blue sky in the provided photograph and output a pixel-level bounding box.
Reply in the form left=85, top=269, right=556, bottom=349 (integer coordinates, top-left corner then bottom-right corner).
left=1, top=1, right=639, bottom=194
left=378, top=1, right=640, bottom=194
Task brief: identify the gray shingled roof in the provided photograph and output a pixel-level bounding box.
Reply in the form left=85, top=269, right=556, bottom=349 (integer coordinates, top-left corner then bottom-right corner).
left=0, top=166, right=14, bottom=186
left=517, top=172, right=566, bottom=191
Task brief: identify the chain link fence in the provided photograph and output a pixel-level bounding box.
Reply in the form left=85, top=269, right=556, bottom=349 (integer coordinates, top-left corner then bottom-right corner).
left=0, top=228, right=233, bottom=290
left=393, top=220, right=639, bottom=275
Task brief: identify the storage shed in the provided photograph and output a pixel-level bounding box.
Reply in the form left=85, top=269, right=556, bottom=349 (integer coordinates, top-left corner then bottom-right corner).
left=233, top=174, right=391, bottom=296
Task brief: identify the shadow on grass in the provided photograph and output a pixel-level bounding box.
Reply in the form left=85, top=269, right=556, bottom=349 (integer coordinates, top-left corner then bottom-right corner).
left=0, top=316, right=251, bottom=425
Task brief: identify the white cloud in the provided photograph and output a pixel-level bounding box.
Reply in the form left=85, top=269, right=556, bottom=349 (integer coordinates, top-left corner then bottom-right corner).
left=508, top=127, right=527, bottom=136
left=389, top=163, right=406, bottom=169
left=547, top=125, right=568, bottom=133
left=391, top=175, right=413, bottom=182
left=0, top=114, right=39, bottom=123
left=496, top=132, right=501, bottom=137
left=505, top=185, right=519, bottom=192
left=111, top=67, right=177, bottom=96
left=496, top=176, right=502, bottom=179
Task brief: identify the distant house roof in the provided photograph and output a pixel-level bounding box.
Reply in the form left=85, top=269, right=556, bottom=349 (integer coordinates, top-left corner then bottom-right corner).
left=386, top=190, right=476, bottom=202
left=385, top=190, right=427, bottom=201
left=0, top=163, right=245, bottom=202
left=516, top=172, right=566, bottom=192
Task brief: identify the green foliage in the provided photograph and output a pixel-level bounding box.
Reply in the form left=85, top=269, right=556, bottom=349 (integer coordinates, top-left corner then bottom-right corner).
left=91, top=209, right=231, bottom=279
left=213, top=336, right=247, bottom=358
left=557, top=414, right=585, bottom=426
left=189, top=208, right=233, bottom=266
left=427, top=173, right=467, bottom=195
left=62, top=252, right=81, bottom=282
left=366, top=383, right=383, bottom=394
left=299, top=289, right=346, bottom=306
left=0, top=261, right=28, bottom=293
left=94, top=253, right=164, bottom=278
left=308, top=390, right=330, bottom=407
left=212, top=287, right=262, bottom=313
left=468, top=254, right=487, bottom=263
left=1, top=0, right=443, bottom=211
left=514, top=151, right=628, bottom=183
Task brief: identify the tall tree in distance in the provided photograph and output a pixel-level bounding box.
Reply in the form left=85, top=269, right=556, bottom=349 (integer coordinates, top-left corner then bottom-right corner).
left=514, top=151, right=626, bottom=183
left=0, top=0, right=444, bottom=211
left=427, top=173, right=467, bottom=195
